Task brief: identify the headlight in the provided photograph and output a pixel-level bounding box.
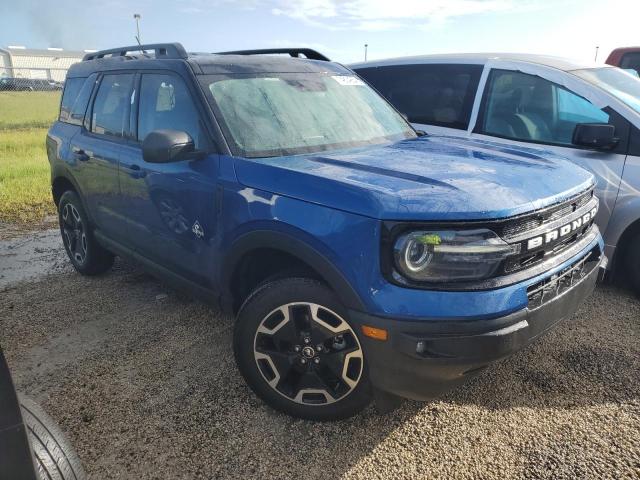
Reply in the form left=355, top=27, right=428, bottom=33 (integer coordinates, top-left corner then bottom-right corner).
left=393, top=229, right=520, bottom=282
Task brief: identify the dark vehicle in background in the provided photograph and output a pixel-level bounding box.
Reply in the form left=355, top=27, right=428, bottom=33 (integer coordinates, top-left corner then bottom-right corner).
left=0, top=349, right=86, bottom=480
left=606, top=47, right=640, bottom=76
left=0, top=77, right=63, bottom=91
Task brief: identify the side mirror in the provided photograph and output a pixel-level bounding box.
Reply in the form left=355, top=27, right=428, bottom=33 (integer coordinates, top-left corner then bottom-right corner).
left=572, top=123, right=618, bottom=150
left=142, top=129, right=202, bottom=163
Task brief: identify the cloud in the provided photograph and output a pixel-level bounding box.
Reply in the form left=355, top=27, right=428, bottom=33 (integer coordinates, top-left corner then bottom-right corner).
left=270, top=0, right=518, bottom=30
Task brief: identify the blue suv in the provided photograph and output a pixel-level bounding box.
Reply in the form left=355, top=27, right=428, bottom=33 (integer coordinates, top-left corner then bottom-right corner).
left=48, top=43, right=606, bottom=420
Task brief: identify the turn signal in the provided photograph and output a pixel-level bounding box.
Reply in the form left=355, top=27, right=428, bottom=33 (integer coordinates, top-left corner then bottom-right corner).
left=361, top=325, right=388, bottom=341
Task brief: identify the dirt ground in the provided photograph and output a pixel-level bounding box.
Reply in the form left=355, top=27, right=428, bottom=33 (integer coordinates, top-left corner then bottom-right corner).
left=0, top=229, right=639, bottom=479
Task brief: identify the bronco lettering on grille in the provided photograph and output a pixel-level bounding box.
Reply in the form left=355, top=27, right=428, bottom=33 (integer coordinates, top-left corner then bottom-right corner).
left=526, top=206, right=597, bottom=251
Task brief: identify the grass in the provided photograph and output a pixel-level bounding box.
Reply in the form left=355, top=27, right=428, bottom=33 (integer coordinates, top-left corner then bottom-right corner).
left=0, top=92, right=60, bottom=224
left=0, top=92, right=61, bottom=130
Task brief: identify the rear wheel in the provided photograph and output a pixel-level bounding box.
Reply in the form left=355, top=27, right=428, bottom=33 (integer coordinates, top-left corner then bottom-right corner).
left=234, top=277, right=371, bottom=420
left=58, top=191, right=114, bottom=275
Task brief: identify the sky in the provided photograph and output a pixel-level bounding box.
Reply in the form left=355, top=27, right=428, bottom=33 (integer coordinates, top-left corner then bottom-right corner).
left=0, top=0, right=638, bottom=64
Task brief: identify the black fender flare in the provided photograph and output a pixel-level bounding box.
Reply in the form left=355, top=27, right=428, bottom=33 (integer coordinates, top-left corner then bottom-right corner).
left=220, top=230, right=366, bottom=313
left=50, top=167, right=97, bottom=225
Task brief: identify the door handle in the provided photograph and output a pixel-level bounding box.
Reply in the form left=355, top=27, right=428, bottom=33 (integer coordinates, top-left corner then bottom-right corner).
left=123, top=163, right=146, bottom=179
left=71, top=146, right=90, bottom=162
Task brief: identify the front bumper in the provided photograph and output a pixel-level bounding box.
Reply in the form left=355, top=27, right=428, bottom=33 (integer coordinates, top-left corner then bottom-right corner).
left=349, top=250, right=606, bottom=401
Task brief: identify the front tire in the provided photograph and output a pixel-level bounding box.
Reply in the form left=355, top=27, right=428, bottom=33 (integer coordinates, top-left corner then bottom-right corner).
left=58, top=190, right=114, bottom=276
left=234, top=278, right=371, bottom=421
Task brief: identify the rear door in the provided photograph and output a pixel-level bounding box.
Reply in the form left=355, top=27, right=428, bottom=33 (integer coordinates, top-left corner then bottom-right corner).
left=354, top=63, right=483, bottom=136
left=118, top=71, right=220, bottom=285
left=470, top=68, right=629, bottom=234
left=70, top=72, right=135, bottom=241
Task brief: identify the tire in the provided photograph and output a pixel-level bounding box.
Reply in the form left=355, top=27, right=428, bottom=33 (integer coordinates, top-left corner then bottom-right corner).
left=19, top=396, right=86, bottom=480
left=58, top=191, right=114, bottom=275
left=626, top=232, right=640, bottom=295
left=234, top=277, right=371, bottom=421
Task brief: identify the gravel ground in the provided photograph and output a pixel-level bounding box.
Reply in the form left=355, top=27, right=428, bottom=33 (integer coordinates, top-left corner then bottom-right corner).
left=0, top=229, right=639, bottom=479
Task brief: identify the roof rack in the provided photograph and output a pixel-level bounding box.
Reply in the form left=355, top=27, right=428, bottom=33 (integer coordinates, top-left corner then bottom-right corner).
left=216, top=48, right=330, bottom=62
left=82, top=43, right=188, bottom=61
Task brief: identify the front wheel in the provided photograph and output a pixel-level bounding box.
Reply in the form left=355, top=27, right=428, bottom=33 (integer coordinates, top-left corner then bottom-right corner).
left=234, top=278, right=371, bottom=421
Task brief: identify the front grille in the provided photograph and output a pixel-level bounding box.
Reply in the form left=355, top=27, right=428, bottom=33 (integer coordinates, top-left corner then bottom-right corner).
left=498, top=188, right=598, bottom=275
left=501, top=188, right=594, bottom=238
left=526, top=247, right=599, bottom=309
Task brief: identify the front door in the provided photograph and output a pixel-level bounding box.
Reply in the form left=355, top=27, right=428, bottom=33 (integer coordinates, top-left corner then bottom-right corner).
left=118, top=71, right=219, bottom=286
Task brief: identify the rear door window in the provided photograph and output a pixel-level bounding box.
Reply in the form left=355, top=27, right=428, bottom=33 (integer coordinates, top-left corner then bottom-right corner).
left=620, top=52, right=640, bottom=76
left=91, top=73, right=134, bottom=138
left=59, top=74, right=97, bottom=126
left=355, top=64, right=483, bottom=129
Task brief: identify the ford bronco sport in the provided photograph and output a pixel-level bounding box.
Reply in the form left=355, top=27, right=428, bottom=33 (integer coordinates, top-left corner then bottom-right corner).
left=48, top=43, right=606, bottom=420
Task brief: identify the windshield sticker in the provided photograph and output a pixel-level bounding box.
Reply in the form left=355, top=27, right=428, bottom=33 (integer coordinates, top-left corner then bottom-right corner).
left=332, top=75, right=365, bottom=86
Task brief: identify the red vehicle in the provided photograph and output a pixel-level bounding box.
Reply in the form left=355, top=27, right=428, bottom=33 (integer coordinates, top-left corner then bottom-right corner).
left=606, top=47, right=640, bottom=75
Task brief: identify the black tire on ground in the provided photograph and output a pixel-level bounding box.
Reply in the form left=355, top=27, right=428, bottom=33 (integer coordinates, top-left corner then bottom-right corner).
left=625, top=232, right=640, bottom=295
left=58, top=190, right=114, bottom=275
left=234, top=277, right=372, bottom=421
left=19, top=396, right=86, bottom=480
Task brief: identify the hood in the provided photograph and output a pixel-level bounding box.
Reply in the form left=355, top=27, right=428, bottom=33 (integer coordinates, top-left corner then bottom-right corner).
left=232, top=135, right=595, bottom=221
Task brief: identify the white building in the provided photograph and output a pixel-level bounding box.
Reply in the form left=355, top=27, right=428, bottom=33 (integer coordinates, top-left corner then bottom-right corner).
left=0, top=46, right=88, bottom=82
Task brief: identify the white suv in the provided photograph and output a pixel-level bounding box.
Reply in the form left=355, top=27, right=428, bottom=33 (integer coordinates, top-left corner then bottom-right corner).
left=351, top=53, right=640, bottom=292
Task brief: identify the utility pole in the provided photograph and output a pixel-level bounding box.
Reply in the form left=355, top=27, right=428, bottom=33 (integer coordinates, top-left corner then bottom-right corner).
left=594, top=46, right=599, bottom=62
left=364, top=43, right=368, bottom=62
left=134, top=13, right=142, bottom=46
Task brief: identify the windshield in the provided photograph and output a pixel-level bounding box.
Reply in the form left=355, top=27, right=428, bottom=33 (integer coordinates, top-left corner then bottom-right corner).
left=203, top=73, right=415, bottom=158
left=572, top=67, right=640, bottom=115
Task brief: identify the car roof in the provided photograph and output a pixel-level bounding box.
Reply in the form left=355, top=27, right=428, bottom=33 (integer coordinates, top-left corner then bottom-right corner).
left=189, top=53, right=349, bottom=75
left=67, top=46, right=349, bottom=78
left=350, top=53, right=599, bottom=72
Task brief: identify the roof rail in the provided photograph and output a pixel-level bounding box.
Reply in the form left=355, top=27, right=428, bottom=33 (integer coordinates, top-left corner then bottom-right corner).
left=82, top=43, right=188, bottom=61
left=216, top=48, right=330, bottom=62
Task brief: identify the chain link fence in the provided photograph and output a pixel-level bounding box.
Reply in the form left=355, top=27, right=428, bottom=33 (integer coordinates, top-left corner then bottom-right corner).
left=0, top=68, right=66, bottom=91
left=1, top=48, right=85, bottom=91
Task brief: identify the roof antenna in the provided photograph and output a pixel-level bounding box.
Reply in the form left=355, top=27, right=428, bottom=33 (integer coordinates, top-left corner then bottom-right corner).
left=133, top=13, right=146, bottom=54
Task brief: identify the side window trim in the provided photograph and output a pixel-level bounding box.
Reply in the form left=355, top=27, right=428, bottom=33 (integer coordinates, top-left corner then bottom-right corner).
left=465, top=63, right=491, bottom=134
left=130, top=73, right=141, bottom=142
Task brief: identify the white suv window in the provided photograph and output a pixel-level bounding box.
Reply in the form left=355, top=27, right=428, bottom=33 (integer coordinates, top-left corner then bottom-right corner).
left=480, top=69, right=609, bottom=146
left=355, top=64, right=482, bottom=130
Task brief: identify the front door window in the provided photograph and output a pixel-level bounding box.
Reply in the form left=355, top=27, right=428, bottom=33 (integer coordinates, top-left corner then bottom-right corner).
left=479, top=69, right=610, bottom=146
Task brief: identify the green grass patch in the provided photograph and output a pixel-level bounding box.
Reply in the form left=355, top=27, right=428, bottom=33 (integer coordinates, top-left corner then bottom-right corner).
left=0, top=92, right=60, bottom=224
left=0, top=128, right=55, bottom=224
left=0, top=91, right=61, bottom=130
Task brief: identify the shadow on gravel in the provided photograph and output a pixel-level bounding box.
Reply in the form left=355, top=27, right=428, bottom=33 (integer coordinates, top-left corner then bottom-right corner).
left=1, top=248, right=639, bottom=478
left=446, top=285, right=640, bottom=410
left=0, top=258, right=416, bottom=478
